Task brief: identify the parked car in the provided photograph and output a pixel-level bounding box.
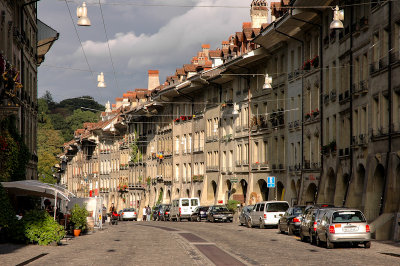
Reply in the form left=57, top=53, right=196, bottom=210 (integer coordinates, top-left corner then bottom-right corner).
left=299, top=204, right=336, bottom=243
left=247, top=201, right=290, bottom=228
left=120, top=208, right=137, bottom=221
left=152, top=205, right=161, bottom=221
left=190, top=206, right=209, bottom=222
left=278, top=205, right=306, bottom=235
left=239, top=205, right=254, bottom=226
left=159, top=204, right=171, bottom=221
left=207, top=205, right=233, bottom=222
left=153, top=204, right=170, bottom=221
left=170, top=198, right=200, bottom=221
left=314, top=209, right=371, bottom=249
left=117, top=210, right=123, bottom=221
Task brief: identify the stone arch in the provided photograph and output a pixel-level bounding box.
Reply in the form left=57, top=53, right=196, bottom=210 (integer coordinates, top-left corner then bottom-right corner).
left=257, top=179, right=269, bottom=201
left=167, top=190, right=171, bottom=203
left=211, top=180, right=217, bottom=202
left=384, top=163, right=400, bottom=213
left=277, top=181, right=285, bottom=201
left=226, top=180, right=232, bottom=200
left=240, top=179, right=248, bottom=203
left=346, top=164, right=366, bottom=209
left=334, top=173, right=349, bottom=207
left=186, top=188, right=190, bottom=198
left=304, top=183, right=317, bottom=205
left=324, top=167, right=336, bottom=204
left=365, top=164, right=385, bottom=221
left=197, top=190, right=201, bottom=199
left=158, top=187, right=164, bottom=204
left=176, top=188, right=180, bottom=198
left=290, top=179, right=297, bottom=200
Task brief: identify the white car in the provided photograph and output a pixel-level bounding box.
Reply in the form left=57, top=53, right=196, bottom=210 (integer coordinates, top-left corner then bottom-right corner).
left=121, top=208, right=137, bottom=221
left=170, top=198, right=200, bottom=221
left=247, top=201, right=290, bottom=228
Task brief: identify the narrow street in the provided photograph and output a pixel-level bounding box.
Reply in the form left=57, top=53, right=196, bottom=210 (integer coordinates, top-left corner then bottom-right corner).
left=2, top=220, right=399, bottom=266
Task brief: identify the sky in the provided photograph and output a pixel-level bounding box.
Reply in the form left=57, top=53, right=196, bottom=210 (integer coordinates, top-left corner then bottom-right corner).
left=37, top=0, right=252, bottom=105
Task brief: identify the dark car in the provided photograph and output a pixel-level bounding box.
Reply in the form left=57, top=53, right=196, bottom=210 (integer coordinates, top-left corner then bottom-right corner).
left=207, top=205, right=233, bottom=223
left=278, top=205, right=306, bottom=235
left=159, top=204, right=171, bottom=221
left=190, top=206, right=209, bottom=222
left=153, top=204, right=170, bottom=221
left=299, top=204, right=336, bottom=243
left=239, top=205, right=254, bottom=226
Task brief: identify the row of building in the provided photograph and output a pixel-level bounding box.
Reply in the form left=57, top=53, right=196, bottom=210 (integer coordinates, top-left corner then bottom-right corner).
left=60, top=0, right=400, bottom=240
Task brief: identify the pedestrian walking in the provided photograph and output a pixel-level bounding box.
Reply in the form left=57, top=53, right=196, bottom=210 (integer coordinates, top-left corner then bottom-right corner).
left=146, top=205, right=151, bottom=221
left=142, top=206, right=147, bottom=221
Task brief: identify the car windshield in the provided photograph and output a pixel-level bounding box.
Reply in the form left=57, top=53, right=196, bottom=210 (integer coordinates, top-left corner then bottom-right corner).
left=124, top=208, right=135, bottom=212
left=214, top=206, right=229, bottom=212
left=181, top=199, right=189, bottom=206
left=293, top=206, right=305, bottom=215
left=200, top=207, right=209, bottom=211
left=245, top=205, right=254, bottom=212
left=332, top=211, right=366, bottom=223
left=266, top=203, right=289, bottom=212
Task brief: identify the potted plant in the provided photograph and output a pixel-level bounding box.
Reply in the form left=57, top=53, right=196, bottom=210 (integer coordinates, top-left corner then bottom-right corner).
left=70, top=204, right=89, bottom=237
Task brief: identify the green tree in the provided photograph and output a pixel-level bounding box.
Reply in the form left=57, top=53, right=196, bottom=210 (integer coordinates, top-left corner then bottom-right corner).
left=62, top=109, right=99, bottom=141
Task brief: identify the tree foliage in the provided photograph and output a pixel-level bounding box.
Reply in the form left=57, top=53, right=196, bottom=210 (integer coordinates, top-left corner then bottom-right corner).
left=37, top=92, right=103, bottom=183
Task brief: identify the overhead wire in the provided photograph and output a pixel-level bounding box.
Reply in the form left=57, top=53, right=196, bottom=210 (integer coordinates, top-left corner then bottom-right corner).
left=98, top=0, right=120, bottom=91
left=63, top=0, right=104, bottom=99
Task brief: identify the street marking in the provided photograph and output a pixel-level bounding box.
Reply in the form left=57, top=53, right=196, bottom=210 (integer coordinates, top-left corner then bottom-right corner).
left=195, top=244, right=246, bottom=266
left=179, top=232, right=208, bottom=243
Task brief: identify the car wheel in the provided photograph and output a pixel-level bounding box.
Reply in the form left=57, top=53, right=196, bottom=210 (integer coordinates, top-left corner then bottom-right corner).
left=278, top=224, right=285, bottom=234
left=247, top=219, right=252, bottom=228
left=260, top=220, right=265, bottom=229
left=211, top=217, right=215, bottom=223
left=316, top=234, right=321, bottom=247
left=197, top=216, right=201, bottom=222
left=309, top=231, right=315, bottom=244
left=364, top=241, right=371, bottom=249
left=300, top=231, right=307, bottom=242
left=326, top=235, right=334, bottom=249
left=288, top=225, right=294, bottom=236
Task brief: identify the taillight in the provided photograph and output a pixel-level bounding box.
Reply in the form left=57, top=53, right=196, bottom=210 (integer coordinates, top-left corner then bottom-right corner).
left=293, top=217, right=300, bottom=223
left=134, top=212, right=136, bottom=215
left=166, top=212, right=169, bottom=215
left=264, top=213, right=267, bottom=219
left=366, top=225, right=370, bottom=233
left=179, top=207, right=181, bottom=214
left=329, top=226, right=335, bottom=234
left=313, top=221, right=317, bottom=231
left=122, top=212, right=124, bottom=215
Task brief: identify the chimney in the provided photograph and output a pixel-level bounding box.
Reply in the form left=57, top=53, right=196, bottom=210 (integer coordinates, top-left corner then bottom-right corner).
left=148, top=70, right=160, bottom=91
left=202, top=44, right=210, bottom=58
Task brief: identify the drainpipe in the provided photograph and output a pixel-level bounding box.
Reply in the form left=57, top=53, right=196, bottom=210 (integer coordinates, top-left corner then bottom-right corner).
left=343, top=2, right=354, bottom=207
left=273, top=24, right=304, bottom=204
left=381, top=1, right=392, bottom=215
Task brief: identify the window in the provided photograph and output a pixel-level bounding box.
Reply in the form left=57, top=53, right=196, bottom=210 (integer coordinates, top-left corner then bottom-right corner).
left=260, top=203, right=265, bottom=212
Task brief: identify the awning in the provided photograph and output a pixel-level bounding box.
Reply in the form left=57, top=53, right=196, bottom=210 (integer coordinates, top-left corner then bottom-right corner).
left=1, top=180, right=71, bottom=201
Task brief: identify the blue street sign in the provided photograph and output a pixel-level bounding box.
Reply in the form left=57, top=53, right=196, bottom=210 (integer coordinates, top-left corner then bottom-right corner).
left=267, top=176, right=275, bottom=188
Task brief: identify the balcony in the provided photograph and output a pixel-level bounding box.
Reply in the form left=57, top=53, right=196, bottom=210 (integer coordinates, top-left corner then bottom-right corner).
left=242, top=160, right=249, bottom=166
left=324, top=93, right=330, bottom=104
left=235, top=160, right=242, bottom=166
left=251, top=163, right=260, bottom=170
left=359, top=134, right=367, bottom=145
left=206, top=165, right=219, bottom=172
left=369, top=62, right=378, bottom=75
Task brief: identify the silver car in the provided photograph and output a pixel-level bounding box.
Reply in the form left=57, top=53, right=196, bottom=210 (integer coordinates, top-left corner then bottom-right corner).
left=239, top=205, right=254, bottom=226
left=315, top=209, right=371, bottom=249
left=121, top=208, right=138, bottom=221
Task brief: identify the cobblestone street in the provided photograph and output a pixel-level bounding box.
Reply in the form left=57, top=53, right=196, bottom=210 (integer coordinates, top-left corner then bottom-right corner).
left=1, top=220, right=400, bottom=266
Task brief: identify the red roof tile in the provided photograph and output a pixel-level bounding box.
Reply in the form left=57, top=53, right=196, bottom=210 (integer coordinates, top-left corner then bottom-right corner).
left=202, top=44, right=210, bottom=49
left=183, top=64, right=197, bottom=72
left=209, top=49, right=222, bottom=58
left=242, top=22, right=252, bottom=29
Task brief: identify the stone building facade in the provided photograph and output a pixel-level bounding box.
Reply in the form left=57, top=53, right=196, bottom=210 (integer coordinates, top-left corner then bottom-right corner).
left=0, top=0, right=58, bottom=180
left=61, top=0, right=400, bottom=240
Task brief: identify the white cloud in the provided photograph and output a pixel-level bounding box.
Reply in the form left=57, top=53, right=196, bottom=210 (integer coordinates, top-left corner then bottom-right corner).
left=38, top=0, right=252, bottom=102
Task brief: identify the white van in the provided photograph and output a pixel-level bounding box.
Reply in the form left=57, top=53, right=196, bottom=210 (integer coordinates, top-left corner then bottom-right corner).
left=248, top=201, right=290, bottom=228
left=170, top=198, right=200, bottom=221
